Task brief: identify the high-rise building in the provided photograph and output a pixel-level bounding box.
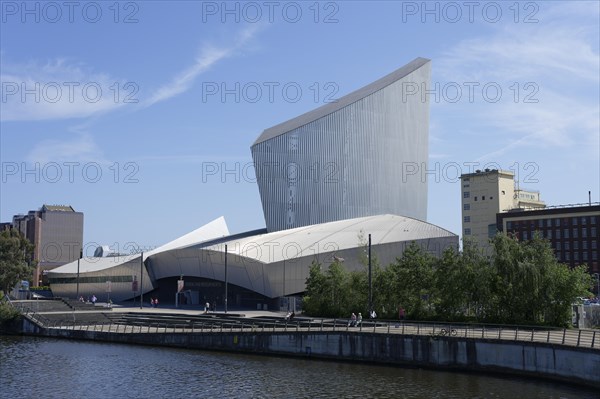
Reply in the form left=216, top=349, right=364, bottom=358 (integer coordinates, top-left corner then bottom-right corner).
left=252, top=58, right=431, bottom=232
left=460, top=169, right=544, bottom=250
left=6, top=205, right=83, bottom=285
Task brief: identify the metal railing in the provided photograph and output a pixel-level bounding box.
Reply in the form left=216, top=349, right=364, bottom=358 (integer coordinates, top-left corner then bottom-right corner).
left=4, top=298, right=597, bottom=350
left=12, top=308, right=598, bottom=350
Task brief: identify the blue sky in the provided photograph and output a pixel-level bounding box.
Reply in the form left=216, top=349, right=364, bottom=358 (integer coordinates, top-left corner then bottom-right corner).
left=1, top=1, right=599, bottom=254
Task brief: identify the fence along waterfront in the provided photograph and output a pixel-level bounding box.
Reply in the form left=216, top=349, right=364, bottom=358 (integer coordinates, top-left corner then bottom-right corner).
left=7, top=299, right=598, bottom=350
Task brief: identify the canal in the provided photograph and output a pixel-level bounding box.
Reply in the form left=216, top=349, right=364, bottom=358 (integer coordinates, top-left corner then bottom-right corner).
left=0, top=335, right=596, bottom=398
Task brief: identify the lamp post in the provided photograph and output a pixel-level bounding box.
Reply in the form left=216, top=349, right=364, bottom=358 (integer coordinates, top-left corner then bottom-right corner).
left=76, top=248, right=82, bottom=299
left=140, top=251, right=144, bottom=309
left=224, top=244, right=228, bottom=314
left=368, top=233, right=372, bottom=316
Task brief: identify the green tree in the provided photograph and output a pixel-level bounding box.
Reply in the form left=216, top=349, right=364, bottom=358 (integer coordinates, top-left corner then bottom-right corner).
left=0, top=229, right=35, bottom=295
left=303, top=231, right=590, bottom=327
left=325, top=259, right=349, bottom=316
left=302, top=260, right=327, bottom=315
left=543, top=263, right=592, bottom=326
left=388, top=242, right=436, bottom=319
left=303, top=259, right=354, bottom=318
left=488, top=232, right=591, bottom=325
left=435, top=246, right=468, bottom=320
left=460, top=238, right=495, bottom=320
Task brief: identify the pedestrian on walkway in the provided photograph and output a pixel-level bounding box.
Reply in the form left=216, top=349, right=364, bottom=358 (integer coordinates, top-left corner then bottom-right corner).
left=348, top=312, right=357, bottom=327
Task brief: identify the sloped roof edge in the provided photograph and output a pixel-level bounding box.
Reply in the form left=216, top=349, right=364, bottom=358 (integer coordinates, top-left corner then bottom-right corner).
left=251, top=57, right=431, bottom=146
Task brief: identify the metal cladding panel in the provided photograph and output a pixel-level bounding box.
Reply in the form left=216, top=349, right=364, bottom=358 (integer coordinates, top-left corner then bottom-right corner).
left=252, top=61, right=430, bottom=232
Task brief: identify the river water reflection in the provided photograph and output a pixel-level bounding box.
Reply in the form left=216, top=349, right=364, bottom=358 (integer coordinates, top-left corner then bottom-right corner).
left=0, top=336, right=596, bottom=399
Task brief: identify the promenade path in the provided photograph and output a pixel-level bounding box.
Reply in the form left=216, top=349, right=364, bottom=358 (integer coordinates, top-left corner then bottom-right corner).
left=13, top=300, right=599, bottom=351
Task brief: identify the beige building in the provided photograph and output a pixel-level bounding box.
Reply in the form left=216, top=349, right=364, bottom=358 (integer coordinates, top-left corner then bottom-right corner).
left=8, top=205, right=84, bottom=286
left=460, top=169, right=545, bottom=251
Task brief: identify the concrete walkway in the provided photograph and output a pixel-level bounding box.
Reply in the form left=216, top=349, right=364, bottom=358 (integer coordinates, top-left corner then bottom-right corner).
left=102, top=302, right=287, bottom=319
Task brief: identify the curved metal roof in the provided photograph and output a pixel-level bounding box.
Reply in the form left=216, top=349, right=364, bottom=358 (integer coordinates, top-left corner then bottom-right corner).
left=204, top=214, right=456, bottom=264
left=49, top=216, right=229, bottom=274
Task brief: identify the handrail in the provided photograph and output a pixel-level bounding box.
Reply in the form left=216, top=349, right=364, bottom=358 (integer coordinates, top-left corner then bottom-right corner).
left=89, top=319, right=599, bottom=350
left=5, top=302, right=598, bottom=350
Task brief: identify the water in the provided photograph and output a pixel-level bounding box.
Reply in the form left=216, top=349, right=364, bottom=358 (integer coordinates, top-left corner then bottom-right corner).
left=0, top=335, right=596, bottom=399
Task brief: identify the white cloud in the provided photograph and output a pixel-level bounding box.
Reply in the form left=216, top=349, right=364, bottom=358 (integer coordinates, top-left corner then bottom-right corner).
left=1, top=24, right=264, bottom=122
left=26, top=130, right=108, bottom=165
left=0, top=59, right=131, bottom=122
left=143, top=24, right=264, bottom=107
left=434, top=2, right=599, bottom=158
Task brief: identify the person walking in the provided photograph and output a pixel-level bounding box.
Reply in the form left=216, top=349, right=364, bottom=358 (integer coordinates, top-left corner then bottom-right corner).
left=357, top=313, right=363, bottom=326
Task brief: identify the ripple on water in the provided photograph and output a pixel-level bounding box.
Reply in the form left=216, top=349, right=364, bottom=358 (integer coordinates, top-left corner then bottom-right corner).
left=0, top=336, right=596, bottom=399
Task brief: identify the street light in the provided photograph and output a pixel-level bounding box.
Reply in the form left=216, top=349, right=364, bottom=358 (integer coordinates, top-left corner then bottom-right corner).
left=368, top=234, right=372, bottom=316
left=224, top=244, right=228, bottom=314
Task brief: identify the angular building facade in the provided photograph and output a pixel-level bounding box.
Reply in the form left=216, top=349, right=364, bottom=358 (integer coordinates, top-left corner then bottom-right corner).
left=47, top=58, right=459, bottom=310
left=252, top=58, right=431, bottom=232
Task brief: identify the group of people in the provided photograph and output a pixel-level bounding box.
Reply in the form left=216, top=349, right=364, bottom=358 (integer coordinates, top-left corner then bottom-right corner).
left=150, top=297, right=159, bottom=307
left=78, top=295, right=97, bottom=304
left=348, top=312, right=363, bottom=327
left=347, top=309, right=380, bottom=326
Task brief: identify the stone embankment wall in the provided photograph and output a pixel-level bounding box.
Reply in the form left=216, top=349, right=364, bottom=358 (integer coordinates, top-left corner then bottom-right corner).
left=22, top=317, right=599, bottom=389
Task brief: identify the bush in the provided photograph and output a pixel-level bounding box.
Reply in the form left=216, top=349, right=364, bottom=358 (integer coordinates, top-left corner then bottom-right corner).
left=0, top=302, right=20, bottom=324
